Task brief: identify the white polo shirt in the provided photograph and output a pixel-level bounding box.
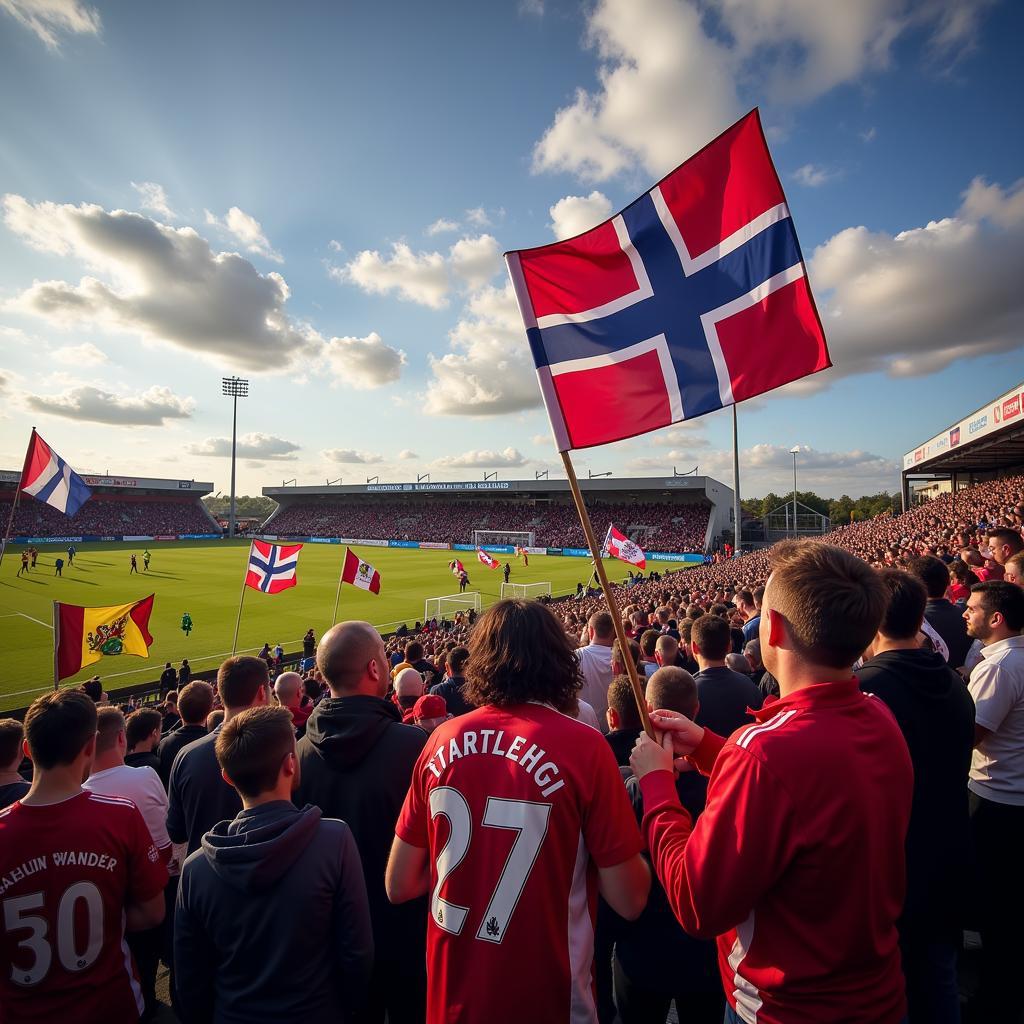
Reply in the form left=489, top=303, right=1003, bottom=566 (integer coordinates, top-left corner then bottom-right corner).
left=84, top=763, right=172, bottom=849
left=576, top=643, right=614, bottom=733
left=969, top=634, right=1024, bottom=806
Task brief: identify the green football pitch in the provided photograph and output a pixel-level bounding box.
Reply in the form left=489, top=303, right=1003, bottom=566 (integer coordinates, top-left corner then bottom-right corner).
left=0, top=540, right=693, bottom=710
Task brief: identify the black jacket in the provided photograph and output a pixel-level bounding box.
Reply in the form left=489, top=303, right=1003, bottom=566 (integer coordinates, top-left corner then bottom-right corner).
left=693, top=666, right=763, bottom=738
left=157, top=723, right=208, bottom=789
left=168, top=728, right=242, bottom=855
left=429, top=674, right=474, bottom=717
left=858, top=649, right=975, bottom=932
left=295, top=696, right=427, bottom=976
left=175, top=801, right=372, bottom=1024
left=924, top=598, right=972, bottom=669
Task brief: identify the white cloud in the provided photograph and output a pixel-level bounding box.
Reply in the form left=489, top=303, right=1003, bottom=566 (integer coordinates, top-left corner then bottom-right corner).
left=322, top=331, right=406, bottom=388
left=466, top=207, right=492, bottom=228
left=533, top=0, right=991, bottom=182
left=425, top=283, right=541, bottom=417
left=861, top=126, right=877, bottom=143
left=549, top=191, right=613, bottom=240
left=328, top=239, right=343, bottom=252
left=792, top=163, right=840, bottom=187
left=204, top=206, right=282, bottom=262
left=186, top=432, right=300, bottom=460
left=448, top=234, right=502, bottom=290
left=434, top=447, right=527, bottom=469
left=130, top=181, right=175, bottom=221
left=807, top=175, right=1024, bottom=384
left=26, top=384, right=194, bottom=425
left=336, top=242, right=449, bottom=309
left=321, top=448, right=385, bottom=464
left=398, top=449, right=419, bottom=460
left=1, top=0, right=100, bottom=49
left=519, top=0, right=544, bottom=15
left=3, top=195, right=318, bottom=372
left=427, top=218, right=460, bottom=236
left=49, top=341, right=108, bottom=365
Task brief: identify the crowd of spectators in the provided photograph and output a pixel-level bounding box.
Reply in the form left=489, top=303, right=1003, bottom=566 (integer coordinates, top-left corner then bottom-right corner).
left=268, top=499, right=711, bottom=552
left=0, top=495, right=216, bottom=537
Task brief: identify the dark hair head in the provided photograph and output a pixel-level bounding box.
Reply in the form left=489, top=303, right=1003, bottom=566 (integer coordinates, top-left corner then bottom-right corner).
left=908, top=555, right=951, bottom=599
left=0, top=718, right=24, bottom=768
left=767, top=540, right=889, bottom=669
left=987, top=528, right=1024, bottom=556
left=971, top=580, right=1024, bottom=632
left=639, top=629, right=660, bottom=657
left=448, top=646, right=469, bottom=674
left=610, top=637, right=641, bottom=673
left=207, top=709, right=225, bottom=732
left=217, top=656, right=269, bottom=711
left=948, top=559, right=978, bottom=586
left=178, top=681, right=215, bottom=725
left=646, top=667, right=698, bottom=720
left=464, top=600, right=581, bottom=712
left=25, top=690, right=97, bottom=769
left=125, top=708, right=162, bottom=750
left=606, top=676, right=642, bottom=731
left=405, top=641, right=423, bottom=662
left=691, top=614, right=731, bottom=661
left=878, top=570, right=927, bottom=640
left=80, top=678, right=103, bottom=702
left=215, top=706, right=296, bottom=799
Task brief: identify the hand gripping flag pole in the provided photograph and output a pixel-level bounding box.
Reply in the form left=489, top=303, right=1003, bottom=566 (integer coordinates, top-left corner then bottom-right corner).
left=506, top=109, right=831, bottom=735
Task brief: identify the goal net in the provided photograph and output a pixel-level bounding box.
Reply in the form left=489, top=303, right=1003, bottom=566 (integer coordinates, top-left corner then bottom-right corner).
left=472, top=529, right=535, bottom=549
left=424, top=592, right=482, bottom=621
left=500, top=581, right=553, bottom=601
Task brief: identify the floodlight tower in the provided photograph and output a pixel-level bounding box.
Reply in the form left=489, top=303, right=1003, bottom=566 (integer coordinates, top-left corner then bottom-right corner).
left=221, top=377, right=249, bottom=538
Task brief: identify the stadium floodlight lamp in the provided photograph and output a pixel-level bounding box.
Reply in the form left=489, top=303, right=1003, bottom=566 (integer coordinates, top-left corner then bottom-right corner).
left=220, top=377, right=249, bottom=539
left=790, top=446, right=801, bottom=536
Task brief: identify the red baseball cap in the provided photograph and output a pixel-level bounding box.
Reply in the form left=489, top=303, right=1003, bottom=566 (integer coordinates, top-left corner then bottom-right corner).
left=414, top=694, right=447, bottom=719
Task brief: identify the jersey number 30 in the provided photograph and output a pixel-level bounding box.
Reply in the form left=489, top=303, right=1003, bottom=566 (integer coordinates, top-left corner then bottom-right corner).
left=429, top=789, right=551, bottom=944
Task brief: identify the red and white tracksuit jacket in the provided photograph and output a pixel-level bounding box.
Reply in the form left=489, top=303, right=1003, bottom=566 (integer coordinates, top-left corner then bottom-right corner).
left=640, top=678, right=913, bottom=1024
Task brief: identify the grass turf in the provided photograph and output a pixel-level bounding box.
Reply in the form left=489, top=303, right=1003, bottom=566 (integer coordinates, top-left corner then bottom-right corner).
left=0, top=540, right=692, bottom=710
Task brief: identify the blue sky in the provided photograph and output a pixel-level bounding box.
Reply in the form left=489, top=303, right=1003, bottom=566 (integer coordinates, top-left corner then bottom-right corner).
left=1, top=0, right=1022, bottom=498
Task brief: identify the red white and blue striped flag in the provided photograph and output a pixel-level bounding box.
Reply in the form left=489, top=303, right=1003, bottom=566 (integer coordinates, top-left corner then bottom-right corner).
left=20, top=429, right=92, bottom=517
left=245, top=539, right=302, bottom=594
left=505, top=110, right=830, bottom=451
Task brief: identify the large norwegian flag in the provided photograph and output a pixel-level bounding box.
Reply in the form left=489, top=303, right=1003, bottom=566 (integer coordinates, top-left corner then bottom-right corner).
left=20, top=430, right=92, bottom=517
left=245, top=539, right=303, bottom=594
left=505, top=110, right=830, bottom=450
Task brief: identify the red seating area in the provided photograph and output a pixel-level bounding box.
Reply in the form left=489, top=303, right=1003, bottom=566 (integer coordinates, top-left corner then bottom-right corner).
left=0, top=494, right=217, bottom=537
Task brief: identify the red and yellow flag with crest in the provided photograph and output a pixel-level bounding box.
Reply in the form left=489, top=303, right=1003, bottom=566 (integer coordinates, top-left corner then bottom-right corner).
left=54, top=595, right=155, bottom=681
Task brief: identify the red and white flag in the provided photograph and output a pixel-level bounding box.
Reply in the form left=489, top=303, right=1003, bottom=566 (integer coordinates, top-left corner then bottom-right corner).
left=603, top=524, right=646, bottom=569
left=449, top=558, right=466, bottom=576
left=341, top=547, right=381, bottom=594
left=477, top=548, right=500, bottom=569
left=245, top=540, right=302, bottom=594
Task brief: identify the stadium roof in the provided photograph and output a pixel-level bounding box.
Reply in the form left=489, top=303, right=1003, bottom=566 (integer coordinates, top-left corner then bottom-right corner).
left=0, top=471, right=213, bottom=493
left=262, top=475, right=729, bottom=499
left=902, top=379, right=1024, bottom=475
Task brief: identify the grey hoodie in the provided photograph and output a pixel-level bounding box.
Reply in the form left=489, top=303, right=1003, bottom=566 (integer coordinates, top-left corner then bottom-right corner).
left=174, top=801, right=373, bottom=1024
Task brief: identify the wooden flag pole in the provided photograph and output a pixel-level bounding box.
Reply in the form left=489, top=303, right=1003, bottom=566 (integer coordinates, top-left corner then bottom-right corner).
left=230, top=542, right=253, bottom=655
left=331, top=548, right=347, bottom=627
left=0, top=428, right=34, bottom=572
left=560, top=451, right=654, bottom=738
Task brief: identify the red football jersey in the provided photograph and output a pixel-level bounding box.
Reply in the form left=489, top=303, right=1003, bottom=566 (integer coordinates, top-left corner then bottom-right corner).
left=396, top=703, right=641, bottom=1024
left=0, top=791, right=168, bottom=1023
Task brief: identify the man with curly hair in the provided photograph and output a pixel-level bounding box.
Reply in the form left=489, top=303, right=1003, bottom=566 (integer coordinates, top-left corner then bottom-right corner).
left=386, top=599, right=650, bottom=1024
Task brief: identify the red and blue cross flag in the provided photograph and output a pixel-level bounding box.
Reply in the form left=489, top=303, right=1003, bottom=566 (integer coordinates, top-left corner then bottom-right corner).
left=244, top=539, right=303, bottom=594
left=20, top=429, right=92, bottom=517
left=505, top=110, right=830, bottom=451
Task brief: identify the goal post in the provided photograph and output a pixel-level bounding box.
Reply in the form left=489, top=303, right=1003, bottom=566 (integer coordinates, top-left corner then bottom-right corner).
left=500, top=581, right=553, bottom=601
left=472, top=529, right=535, bottom=549
left=424, top=592, right=482, bottom=621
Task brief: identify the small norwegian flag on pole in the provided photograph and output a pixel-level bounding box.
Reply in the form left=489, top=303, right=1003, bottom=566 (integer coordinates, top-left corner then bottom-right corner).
left=477, top=548, right=500, bottom=569
left=232, top=540, right=302, bottom=654
left=603, top=524, right=646, bottom=570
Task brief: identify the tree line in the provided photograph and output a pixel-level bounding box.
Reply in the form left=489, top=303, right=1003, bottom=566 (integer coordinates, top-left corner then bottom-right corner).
left=741, top=491, right=899, bottom=524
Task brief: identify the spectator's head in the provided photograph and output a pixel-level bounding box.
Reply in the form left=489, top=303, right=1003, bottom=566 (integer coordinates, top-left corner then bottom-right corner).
left=654, top=634, right=679, bottom=667
left=0, top=718, right=25, bottom=773
left=273, top=671, right=303, bottom=709
left=753, top=586, right=765, bottom=611
left=216, top=706, right=298, bottom=802
left=762, top=540, right=888, bottom=679
left=639, top=629, right=660, bottom=659
left=965, top=580, right=1024, bottom=643
left=404, top=641, right=424, bottom=663
left=448, top=647, right=469, bottom=675
left=691, top=614, right=731, bottom=665
left=206, top=709, right=225, bottom=732
left=986, top=528, right=1024, bottom=566
left=24, top=690, right=98, bottom=777
left=1004, top=553, right=1023, bottom=587
left=465, top=600, right=581, bottom=713
left=907, top=555, right=951, bottom=600
left=178, top=681, right=215, bottom=726
left=94, top=706, right=127, bottom=766
left=587, top=611, right=615, bottom=645
left=875, top=570, right=927, bottom=645
left=125, top=708, right=162, bottom=752
left=726, top=652, right=751, bottom=675
left=605, top=675, right=643, bottom=733
left=646, top=667, right=698, bottom=721
left=317, top=621, right=390, bottom=698
left=413, top=694, right=447, bottom=733
left=610, top=637, right=641, bottom=676
left=80, top=677, right=103, bottom=703
left=394, top=668, right=426, bottom=709
left=744, top=638, right=763, bottom=672
left=165, top=691, right=178, bottom=708
left=217, top=657, right=270, bottom=714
